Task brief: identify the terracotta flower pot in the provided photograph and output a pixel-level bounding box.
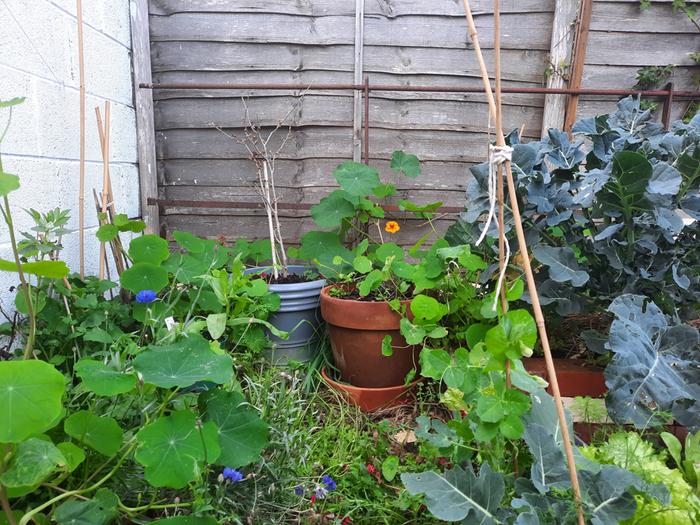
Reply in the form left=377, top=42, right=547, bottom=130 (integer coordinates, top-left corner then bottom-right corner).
left=321, top=367, right=423, bottom=412
left=523, top=357, right=606, bottom=398
left=319, top=286, right=419, bottom=388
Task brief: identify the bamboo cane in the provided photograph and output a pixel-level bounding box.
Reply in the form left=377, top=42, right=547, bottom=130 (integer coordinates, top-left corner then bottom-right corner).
left=461, top=1, right=585, bottom=523
left=95, top=107, right=126, bottom=276
left=77, top=0, right=86, bottom=278
left=92, top=191, right=115, bottom=300
left=493, top=0, right=509, bottom=379
left=97, top=102, right=111, bottom=280
left=493, top=0, right=518, bottom=478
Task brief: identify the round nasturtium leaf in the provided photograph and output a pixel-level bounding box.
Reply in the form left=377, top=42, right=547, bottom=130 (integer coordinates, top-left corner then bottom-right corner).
left=390, top=150, right=421, bottom=178
left=96, top=223, right=119, bottom=243
left=133, top=334, right=233, bottom=389
left=173, top=230, right=205, bottom=254
left=56, top=442, right=86, bottom=473
left=310, top=191, right=356, bottom=228
left=0, top=360, right=65, bottom=443
left=128, top=234, right=169, bottom=265
left=419, top=348, right=451, bottom=381
left=53, top=488, right=119, bottom=525
left=374, top=242, right=404, bottom=263
left=135, top=411, right=221, bottom=488
left=0, top=438, right=66, bottom=488
left=410, top=294, right=448, bottom=323
left=64, top=411, right=123, bottom=457
left=120, top=262, right=169, bottom=293
left=74, top=359, right=137, bottom=396
left=199, top=389, right=269, bottom=468
left=333, top=161, right=380, bottom=196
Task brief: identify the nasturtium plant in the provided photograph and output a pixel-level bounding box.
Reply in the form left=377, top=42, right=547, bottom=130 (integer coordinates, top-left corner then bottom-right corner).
left=74, top=359, right=137, bottom=396
left=96, top=213, right=145, bottom=242
left=299, top=151, right=442, bottom=280
left=64, top=411, right=123, bottom=457
left=0, top=360, right=65, bottom=443
left=133, top=334, right=234, bottom=389
left=120, top=262, right=169, bottom=293
left=135, top=410, right=221, bottom=489
left=0, top=438, right=66, bottom=488
left=311, top=190, right=356, bottom=228
left=129, top=234, right=170, bottom=265
left=199, top=389, right=270, bottom=468
left=390, top=150, right=421, bottom=178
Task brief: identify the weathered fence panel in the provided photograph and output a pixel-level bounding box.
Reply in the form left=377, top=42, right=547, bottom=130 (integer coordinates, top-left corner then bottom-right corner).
left=147, top=0, right=698, bottom=246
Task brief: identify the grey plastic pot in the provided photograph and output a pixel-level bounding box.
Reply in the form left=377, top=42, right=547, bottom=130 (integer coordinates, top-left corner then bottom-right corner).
left=245, top=265, right=326, bottom=364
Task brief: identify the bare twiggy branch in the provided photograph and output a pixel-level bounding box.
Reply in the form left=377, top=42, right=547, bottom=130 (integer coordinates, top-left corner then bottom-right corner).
left=213, top=92, right=308, bottom=276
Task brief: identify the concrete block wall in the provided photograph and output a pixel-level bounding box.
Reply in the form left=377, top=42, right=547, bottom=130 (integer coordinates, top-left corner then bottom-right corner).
left=0, top=0, right=139, bottom=312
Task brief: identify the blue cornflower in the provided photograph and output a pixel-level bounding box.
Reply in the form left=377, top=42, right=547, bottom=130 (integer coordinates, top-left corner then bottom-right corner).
left=314, top=486, right=328, bottom=500
left=321, top=474, right=336, bottom=491
left=294, top=484, right=304, bottom=496
left=222, top=467, right=243, bottom=483
left=135, top=289, right=157, bottom=304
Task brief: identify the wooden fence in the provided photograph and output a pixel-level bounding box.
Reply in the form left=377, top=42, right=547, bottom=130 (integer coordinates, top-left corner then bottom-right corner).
left=138, top=0, right=699, bottom=246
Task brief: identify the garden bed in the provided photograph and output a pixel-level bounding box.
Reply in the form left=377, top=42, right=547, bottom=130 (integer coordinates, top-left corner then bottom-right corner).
left=1, top=95, right=699, bottom=525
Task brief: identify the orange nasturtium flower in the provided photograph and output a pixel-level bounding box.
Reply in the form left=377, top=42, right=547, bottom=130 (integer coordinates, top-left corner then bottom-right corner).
left=385, top=221, right=400, bottom=234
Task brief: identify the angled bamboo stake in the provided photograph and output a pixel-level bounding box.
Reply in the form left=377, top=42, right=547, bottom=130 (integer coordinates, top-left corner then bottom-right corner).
left=461, top=1, right=585, bottom=523
left=95, top=107, right=127, bottom=276
left=77, top=0, right=86, bottom=277
left=96, top=102, right=111, bottom=280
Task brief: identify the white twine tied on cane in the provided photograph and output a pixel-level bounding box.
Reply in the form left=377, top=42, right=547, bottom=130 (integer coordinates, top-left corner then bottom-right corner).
left=475, top=143, right=513, bottom=311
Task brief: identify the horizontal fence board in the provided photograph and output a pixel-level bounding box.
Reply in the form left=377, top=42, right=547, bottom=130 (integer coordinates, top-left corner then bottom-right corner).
left=590, top=1, right=700, bottom=33
left=158, top=158, right=476, bottom=189
left=582, top=64, right=698, bottom=91
left=150, top=13, right=553, bottom=50
left=160, top=185, right=466, bottom=207
left=150, top=42, right=355, bottom=72
left=585, top=32, right=699, bottom=66
left=154, top=95, right=543, bottom=131
left=150, top=0, right=553, bottom=17
left=162, top=213, right=456, bottom=246
left=155, top=127, right=537, bottom=163
left=150, top=42, right=548, bottom=80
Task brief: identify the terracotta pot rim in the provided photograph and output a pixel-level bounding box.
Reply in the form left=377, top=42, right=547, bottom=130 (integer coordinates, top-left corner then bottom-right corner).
left=320, top=285, right=410, bottom=306
left=321, top=367, right=423, bottom=394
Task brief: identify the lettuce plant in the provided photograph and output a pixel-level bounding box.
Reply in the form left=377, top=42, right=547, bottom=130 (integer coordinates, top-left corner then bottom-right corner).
left=582, top=432, right=700, bottom=525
